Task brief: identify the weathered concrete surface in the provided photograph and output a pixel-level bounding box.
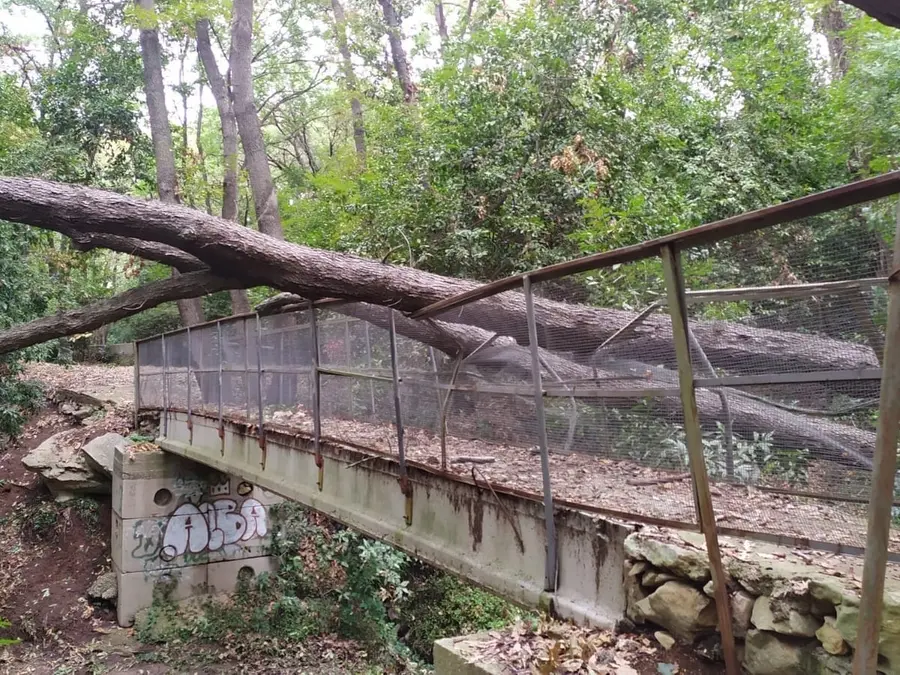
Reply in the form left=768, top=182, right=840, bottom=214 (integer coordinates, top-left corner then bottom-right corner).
left=158, top=410, right=632, bottom=629
left=112, top=443, right=280, bottom=626
left=434, top=634, right=506, bottom=675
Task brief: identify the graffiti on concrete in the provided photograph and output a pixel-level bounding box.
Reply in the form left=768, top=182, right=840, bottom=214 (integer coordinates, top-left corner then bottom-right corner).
left=158, top=498, right=268, bottom=562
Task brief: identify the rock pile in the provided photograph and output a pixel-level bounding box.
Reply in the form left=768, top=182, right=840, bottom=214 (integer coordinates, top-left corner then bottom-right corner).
left=22, top=431, right=132, bottom=501
left=624, top=531, right=900, bottom=674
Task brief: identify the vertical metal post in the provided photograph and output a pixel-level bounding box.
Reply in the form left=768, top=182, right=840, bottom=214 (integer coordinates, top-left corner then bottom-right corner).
left=255, top=314, right=266, bottom=468
left=344, top=319, right=354, bottom=414
left=389, top=309, right=413, bottom=526
left=244, top=318, right=252, bottom=421
left=853, top=203, right=900, bottom=675
left=428, top=346, right=445, bottom=429
left=133, top=341, right=140, bottom=431
left=186, top=327, right=193, bottom=444
left=217, top=321, right=224, bottom=455
left=309, top=301, right=324, bottom=491
left=364, top=322, right=376, bottom=415
left=161, top=334, right=168, bottom=439
left=523, top=275, right=558, bottom=593
left=661, top=244, right=739, bottom=675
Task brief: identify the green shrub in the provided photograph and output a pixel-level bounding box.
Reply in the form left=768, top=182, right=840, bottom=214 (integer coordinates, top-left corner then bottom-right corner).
left=398, top=565, right=522, bottom=662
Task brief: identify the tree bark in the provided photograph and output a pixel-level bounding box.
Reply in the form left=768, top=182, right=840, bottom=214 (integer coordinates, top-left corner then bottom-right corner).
left=196, top=18, right=252, bottom=315
left=0, top=177, right=879, bottom=379
left=434, top=0, right=449, bottom=51
left=230, top=0, right=283, bottom=238
left=815, top=1, right=849, bottom=79
left=0, top=272, right=239, bottom=355
left=378, top=0, right=416, bottom=103
left=0, top=181, right=877, bottom=467
left=331, top=0, right=366, bottom=165
left=136, top=0, right=206, bottom=327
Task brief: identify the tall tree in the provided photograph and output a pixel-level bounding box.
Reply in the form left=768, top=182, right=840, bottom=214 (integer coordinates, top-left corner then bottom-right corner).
left=196, top=17, right=252, bottom=314
left=331, top=0, right=367, bottom=164
left=136, top=0, right=205, bottom=326
left=378, top=0, right=415, bottom=102
left=230, top=0, right=283, bottom=238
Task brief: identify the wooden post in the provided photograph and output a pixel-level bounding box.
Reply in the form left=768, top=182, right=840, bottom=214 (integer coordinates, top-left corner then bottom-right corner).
left=853, top=202, right=900, bottom=674
left=661, top=244, right=739, bottom=675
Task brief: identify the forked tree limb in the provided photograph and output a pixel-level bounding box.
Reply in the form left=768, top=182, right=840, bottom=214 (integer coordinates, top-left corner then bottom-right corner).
left=0, top=272, right=241, bottom=354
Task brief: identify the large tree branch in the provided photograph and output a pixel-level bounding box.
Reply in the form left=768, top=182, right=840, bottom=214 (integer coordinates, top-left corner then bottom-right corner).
left=0, top=178, right=879, bottom=378
left=0, top=272, right=241, bottom=355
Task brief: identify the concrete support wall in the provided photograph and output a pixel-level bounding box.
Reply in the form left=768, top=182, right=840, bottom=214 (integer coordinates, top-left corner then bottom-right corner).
left=157, top=410, right=631, bottom=628
left=112, top=443, right=281, bottom=626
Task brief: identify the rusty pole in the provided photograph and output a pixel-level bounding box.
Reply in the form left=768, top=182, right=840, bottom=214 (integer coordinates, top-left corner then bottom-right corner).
left=661, top=244, right=739, bottom=675
left=309, top=300, right=324, bottom=491
left=523, top=275, right=558, bottom=592
left=853, top=202, right=900, bottom=674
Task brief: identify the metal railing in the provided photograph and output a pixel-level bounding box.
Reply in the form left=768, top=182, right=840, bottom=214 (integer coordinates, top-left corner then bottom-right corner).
left=136, top=171, right=900, bottom=674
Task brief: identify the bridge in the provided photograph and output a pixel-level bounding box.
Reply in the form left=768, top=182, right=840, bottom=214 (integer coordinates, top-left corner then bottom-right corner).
left=122, top=174, right=900, bottom=673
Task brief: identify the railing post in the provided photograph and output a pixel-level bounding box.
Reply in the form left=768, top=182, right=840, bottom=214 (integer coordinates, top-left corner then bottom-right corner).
left=244, top=318, right=252, bottom=421
left=309, top=301, right=324, bottom=491
left=217, top=320, right=224, bottom=455
left=186, top=326, right=193, bottom=444
left=133, top=341, right=140, bottom=431
left=364, top=322, right=376, bottom=414
left=853, top=202, right=900, bottom=674
left=255, top=314, right=266, bottom=468
left=661, top=244, right=739, bottom=675
left=523, top=275, right=558, bottom=593
left=161, top=333, right=168, bottom=439
left=388, top=309, right=413, bottom=526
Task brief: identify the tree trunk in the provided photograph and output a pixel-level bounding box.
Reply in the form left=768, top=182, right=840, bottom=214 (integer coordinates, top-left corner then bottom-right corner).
left=815, top=1, right=849, bottom=79
left=378, top=0, right=416, bottom=103
left=136, top=0, right=206, bottom=327
left=0, top=181, right=878, bottom=466
left=0, top=177, right=879, bottom=380
left=331, top=0, right=366, bottom=165
left=0, top=272, right=238, bottom=355
left=230, top=0, right=283, bottom=239
left=435, top=0, right=449, bottom=48
left=196, top=17, right=252, bottom=316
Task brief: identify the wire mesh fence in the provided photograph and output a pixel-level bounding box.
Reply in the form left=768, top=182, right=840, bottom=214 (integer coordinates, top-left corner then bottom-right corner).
left=135, top=194, right=900, bottom=558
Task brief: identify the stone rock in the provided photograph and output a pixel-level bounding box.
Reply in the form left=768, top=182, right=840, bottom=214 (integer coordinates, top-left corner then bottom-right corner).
left=72, top=406, right=94, bottom=421
left=625, top=561, right=649, bottom=624
left=628, top=561, right=647, bottom=577
left=633, top=581, right=717, bottom=643
left=751, top=595, right=821, bottom=637
left=624, top=533, right=710, bottom=583
left=809, top=578, right=845, bottom=606
left=816, top=616, right=848, bottom=656
left=743, top=629, right=804, bottom=675
left=654, top=631, right=676, bottom=650
left=732, top=590, right=755, bottom=638
left=22, top=430, right=110, bottom=498
left=834, top=589, right=900, bottom=674
left=703, top=579, right=716, bottom=597
left=642, top=569, right=678, bottom=587
left=82, top=433, right=131, bottom=478
left=88, top=571, right=118, bottom=602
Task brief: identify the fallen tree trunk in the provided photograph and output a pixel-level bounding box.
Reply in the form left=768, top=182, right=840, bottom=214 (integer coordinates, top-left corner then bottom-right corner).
left=0, top=178, right=880, bottom=380
left=0, top=272, right=240, bottom=354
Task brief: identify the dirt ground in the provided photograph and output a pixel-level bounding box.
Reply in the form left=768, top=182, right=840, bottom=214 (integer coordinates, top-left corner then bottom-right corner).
left=0, top=369, right=379, bottom=674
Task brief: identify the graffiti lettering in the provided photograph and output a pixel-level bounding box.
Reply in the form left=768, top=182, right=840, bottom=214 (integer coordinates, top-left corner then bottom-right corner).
left=158, top=498, right=268, bottom=562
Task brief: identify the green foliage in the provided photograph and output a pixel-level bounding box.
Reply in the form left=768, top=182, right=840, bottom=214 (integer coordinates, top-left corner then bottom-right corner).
left=0, top=359, right=43, bottom=438
left=398, top=565, right=523, bottom=662
left=0, top=616, right=20, bottom=647
left=135, top=502, right=517, bottom=669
